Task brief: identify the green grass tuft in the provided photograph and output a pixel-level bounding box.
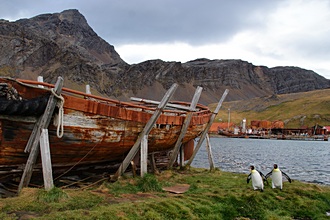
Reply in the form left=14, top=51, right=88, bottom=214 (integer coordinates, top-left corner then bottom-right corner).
left=37, top=187, right=68, bottom=203
left=137, top=173, right=163, bottom=192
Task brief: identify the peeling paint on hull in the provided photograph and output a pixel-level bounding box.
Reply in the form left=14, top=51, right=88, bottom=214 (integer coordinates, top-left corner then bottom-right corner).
left=0, top=77, right=212, bottom=172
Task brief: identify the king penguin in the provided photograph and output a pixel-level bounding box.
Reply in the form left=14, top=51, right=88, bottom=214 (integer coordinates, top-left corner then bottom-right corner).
left=247, top=165, right=266, bottom=192
left=265, top=164, right=292, bottom=190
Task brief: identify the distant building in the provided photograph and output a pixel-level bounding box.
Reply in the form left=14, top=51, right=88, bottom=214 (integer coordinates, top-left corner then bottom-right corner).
left=324, top=126, right=330, bottom=135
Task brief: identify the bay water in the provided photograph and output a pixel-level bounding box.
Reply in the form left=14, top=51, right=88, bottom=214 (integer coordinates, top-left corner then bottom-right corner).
left=191, top=137, right=330, bottom=185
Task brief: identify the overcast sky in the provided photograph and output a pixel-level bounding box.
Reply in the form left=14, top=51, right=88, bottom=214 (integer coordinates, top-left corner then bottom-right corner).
left=1, top=0, right=330, bottom=79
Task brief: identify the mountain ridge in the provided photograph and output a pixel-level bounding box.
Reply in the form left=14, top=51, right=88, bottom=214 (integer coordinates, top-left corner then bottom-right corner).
left=0, top=9, right=329, bottom=105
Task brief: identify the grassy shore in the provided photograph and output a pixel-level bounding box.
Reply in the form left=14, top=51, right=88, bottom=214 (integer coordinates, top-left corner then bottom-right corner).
left=1, top=168, right=329, bottom=219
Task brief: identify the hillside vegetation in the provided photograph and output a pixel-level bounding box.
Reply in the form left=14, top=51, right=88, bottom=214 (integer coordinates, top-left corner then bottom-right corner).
left=211, top=88, right=330, bottom=128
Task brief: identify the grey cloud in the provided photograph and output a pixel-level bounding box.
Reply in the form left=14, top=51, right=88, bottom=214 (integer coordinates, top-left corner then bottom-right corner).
left=2, top=0, right=330, bottom=79
left=77, top=0, right=282, bottom=45
left=292, top=36, right=330, bottom=60
left=1, top=0, right=282, bottom=45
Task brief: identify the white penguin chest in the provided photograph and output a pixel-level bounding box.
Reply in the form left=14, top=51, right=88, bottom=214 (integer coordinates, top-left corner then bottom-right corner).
left=272, top=170, right=282, bottom=186
left=252, top=172, right=263, bottom=186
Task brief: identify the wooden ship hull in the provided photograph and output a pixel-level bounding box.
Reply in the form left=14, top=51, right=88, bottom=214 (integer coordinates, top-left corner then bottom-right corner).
left=0, top=77, right=212, bottom=178
left=218, top=130, right=248, bottom=138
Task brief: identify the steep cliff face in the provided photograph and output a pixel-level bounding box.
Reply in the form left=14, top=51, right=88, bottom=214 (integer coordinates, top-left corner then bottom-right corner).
left=0, top=9, right=129, bottom=92
left=261, top=66, right=329, bottom=94
left=125, top=59, right=329, bottom=103
left=0, top=10, right=329, bottom=104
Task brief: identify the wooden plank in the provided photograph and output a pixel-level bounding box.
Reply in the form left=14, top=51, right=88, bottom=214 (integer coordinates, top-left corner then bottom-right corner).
left=179, top=146, right=184, bottom=168
left=130, top=97, right=197, bottom=111
left=86, top=84, right=91, bottom=94
left=39, top=129, right=54, bottom=190
left=112, top=83, right=178, bottom=180
left=205, top=133, right=215, bottom=170
left=25, top=117, right=41, bottom=153
left=185, top=89, right=229, bottom=167
left=37, top=76, right=44, bottom=88
left=168, top=86, right=203, bottom=168
left=149, top=153, right=158, bottom=174
left=18, top=77, right=64, bottom=193
left=162, top=184, right=190, bottom=194
left=130, top=161, right=137, bottom=177
left=140, top=135, right=148, bottom=177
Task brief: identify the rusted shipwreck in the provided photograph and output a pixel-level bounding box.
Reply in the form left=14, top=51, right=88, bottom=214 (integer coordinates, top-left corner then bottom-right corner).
left=0, top=77, right=220, bottom=187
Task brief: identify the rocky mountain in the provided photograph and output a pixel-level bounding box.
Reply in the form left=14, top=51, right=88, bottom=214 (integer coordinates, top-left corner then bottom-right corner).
left=0, top=9, right=329, bottom=104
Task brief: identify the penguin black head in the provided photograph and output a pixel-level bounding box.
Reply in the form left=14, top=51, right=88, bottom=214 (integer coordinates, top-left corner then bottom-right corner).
left=274, top=164, right=278, bottom=169
left=250, top=165, right=255, bottom=170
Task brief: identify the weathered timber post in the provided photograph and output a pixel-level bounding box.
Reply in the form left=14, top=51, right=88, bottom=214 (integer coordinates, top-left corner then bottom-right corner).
left=86, top=84, right=91, bottom=94
left=19, top=77, right=64, bottom=193
left=185, top=89, right=229, bottom=167
left=37, top=76, right=44, bottom=88
left=130, top=161, right=137, bottom=177
left=205, top=133, right=215, bottom=170
left=140, top=135, right=148, bottom=177
left=179, top=146, right=185, bottom=168
left=40, top=129, right=54, bottom=190
left=112, top=83, right=178, bottom=180
left=149, top=153, right=158, bottom=174
left=167, top=86, right=203, bottom=168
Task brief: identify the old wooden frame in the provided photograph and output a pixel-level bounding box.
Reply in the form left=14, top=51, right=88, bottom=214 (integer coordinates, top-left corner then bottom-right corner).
left=167, top=86, right=203, bottom=168
left=18, top=77, right=63, bottom=192
left=185, top=89, right=229, bottom=167
left=112, top=83, right=178, bottom=180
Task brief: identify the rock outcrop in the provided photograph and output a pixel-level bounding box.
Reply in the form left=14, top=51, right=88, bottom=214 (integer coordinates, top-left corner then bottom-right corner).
left=0, top=9, right=329, bottom=104
left=0, top=9, right=129, bottom=94
left=124, top=58, right=329, bottom=103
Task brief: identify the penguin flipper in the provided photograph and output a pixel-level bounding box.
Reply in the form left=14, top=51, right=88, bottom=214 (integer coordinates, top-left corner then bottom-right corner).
left=258, top=170, right=266, bottom=178
left=265, top=170, right=273, bottom=179
left=258, top=170, right=266, bottom=180
left=247, top=173, right=251, bottom=183
left=282, top=171, right=292, bottom=183
left=258, top=170, right=269, bottom=185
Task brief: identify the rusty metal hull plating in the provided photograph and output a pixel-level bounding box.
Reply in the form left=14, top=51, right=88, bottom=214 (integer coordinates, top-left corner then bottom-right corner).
left=0, top=77, right=212, bottom=170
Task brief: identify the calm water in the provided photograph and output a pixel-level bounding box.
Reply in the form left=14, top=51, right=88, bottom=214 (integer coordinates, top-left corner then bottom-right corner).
left=191, top=137, right=330, bottom=185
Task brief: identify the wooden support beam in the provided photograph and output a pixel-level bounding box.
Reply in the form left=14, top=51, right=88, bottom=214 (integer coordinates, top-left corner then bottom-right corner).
left=24, top=117, right=42, bottom=153
left=37, top=76, right=44, bottom=88
left=185, top=89, right=229, bottom=167
left=140, top=135, right=148, bottom=177
left=19, top=77, right=64, bottom=193
left=86, top=84, right=91, bottom=94
left=39, top=129, right=54, bottom=190
left=205, top=133, right=215, bottom=170
left=179, top=146, right=184, bottom=168
left=112, top=83, right=178, bottom=180
left=149, top=153, right=158, bottom=174
left=167, top=86, right=203, bottom=168
left=130, top=161, right=137, bottom=177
